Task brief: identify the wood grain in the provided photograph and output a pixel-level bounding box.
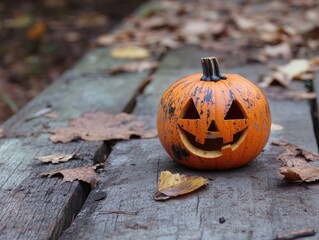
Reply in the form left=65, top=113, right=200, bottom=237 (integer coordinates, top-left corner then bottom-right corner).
left=0, top=47, right=153, bottom=239
left=61, top=47, right=319, bottom=240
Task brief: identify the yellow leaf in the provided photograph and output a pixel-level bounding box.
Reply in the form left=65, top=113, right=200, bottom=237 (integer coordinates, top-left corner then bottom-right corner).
left=110, top=46, right=150, bottom=59
left=154, top=171, right=208, bottom=201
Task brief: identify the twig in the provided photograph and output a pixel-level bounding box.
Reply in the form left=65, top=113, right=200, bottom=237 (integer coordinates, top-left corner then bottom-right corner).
left=0, top=92, right=18, bottom=112
left=98, top=210, right=138, bottom=215
left=274, top=228, right=316, bottom=240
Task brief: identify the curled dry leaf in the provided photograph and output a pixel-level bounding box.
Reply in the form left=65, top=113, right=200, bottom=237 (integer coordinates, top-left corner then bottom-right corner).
left=259, top=70, right=291, bottom=88
left=40, top=163, right=104, bottom=188
left=272, top=141, right=319, bottom=182
left=259, top=58, right=315, bottom=88
left=154, top=171, right=209, bottom=201
left=276, top=59, right=312, bottom=80
left=280, top=166, right=319, bottom=182
left=34, top=153, right=77, bottom=164
left=50, top=112, right=157, bottom=143
left=110, top=61, right=159, bottom=75
left=110, top=46, right=150, bottom=59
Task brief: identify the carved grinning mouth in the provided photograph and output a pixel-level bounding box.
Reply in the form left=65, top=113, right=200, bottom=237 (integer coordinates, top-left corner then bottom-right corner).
left=178, top=126, right=248, bottom=158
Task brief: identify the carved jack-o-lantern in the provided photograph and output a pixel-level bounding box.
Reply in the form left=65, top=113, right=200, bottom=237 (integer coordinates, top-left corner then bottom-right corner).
left=157, top=57, right=271, bottom=170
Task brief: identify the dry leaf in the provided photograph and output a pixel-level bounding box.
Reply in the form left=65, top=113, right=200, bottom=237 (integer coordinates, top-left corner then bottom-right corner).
left=272, top=141, right=319, bottom=182
left=276, top=59, right=311, bottom=80
left=50, top=112, right=157, bottom=143
left=27, top=20, right=46, bottom=41
left=40, top=163, right=104, bottom=188
left=280, top=166, right=319, bottom=182
left=259, top=71, right=291, bottom=88
left=154, top=171, right=208, bottom=201
left=34, top=153, right=77, bottom=164
left=109, top=61, right=159, bottom=74
left=263, top=43, right=291, bottom=59
left=110, top=46, right=150, bottom=59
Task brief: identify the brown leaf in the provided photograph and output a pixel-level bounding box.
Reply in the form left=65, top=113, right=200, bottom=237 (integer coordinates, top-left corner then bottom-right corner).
left=34, top=153, right=77, bottom=164
left=40, top=163, right=104, bottom=188
left=276, top=59, right=312, bottom=80
left=272, top=141, right=319, bottom=182
left=259, top=70, right=291, bottom=88
left=109, top=61, right=159, bottom=75
left=272, top=141, right=319, bottom=166
left=154, top=171, right=208, bottom=201
left=280, top=166, right=319, bottom=182
left=50, top=112, right=157, bottom=143
left=27, top=20, right=46, bottom=41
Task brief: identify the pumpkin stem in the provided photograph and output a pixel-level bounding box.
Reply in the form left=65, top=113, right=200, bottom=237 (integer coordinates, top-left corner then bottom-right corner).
left=200, top=57, right=227, bottom=82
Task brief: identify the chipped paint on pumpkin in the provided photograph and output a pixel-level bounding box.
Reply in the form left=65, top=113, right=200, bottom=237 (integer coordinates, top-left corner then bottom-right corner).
left=157, top=57, right=271, bottom=170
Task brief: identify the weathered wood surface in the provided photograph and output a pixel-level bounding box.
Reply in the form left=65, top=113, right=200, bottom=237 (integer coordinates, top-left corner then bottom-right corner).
left=0, top=48, right=155, bottom=239
left=61, top=47, right=319, bottom=240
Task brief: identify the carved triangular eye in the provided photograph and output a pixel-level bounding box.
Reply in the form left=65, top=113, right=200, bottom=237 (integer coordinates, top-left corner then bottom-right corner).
left=182, top=98, right=200, bottom=119
left=208, top=121, right=218, bottom=131
left=224, top=100, right=246, bottom=120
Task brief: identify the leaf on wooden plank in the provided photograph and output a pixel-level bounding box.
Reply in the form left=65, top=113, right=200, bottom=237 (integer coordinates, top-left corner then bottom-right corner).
left=280, top=166, right=319, bottom=182
left=272, top=141, right=319, bottom=182
left=154, top=171, right=209, bottom=201
left=110, top=46, right=150, bottom=59
left=276, top=59, right=311, bottom=80
left=50, top=112, right=157, bottom=143
left=272, top=141, right=319, bottom=166
left=109, top=61, right=159, bottom=75
left=40, top=163, right=104, bottom=188
left=259, top=70, right=291, bottom=88
left=274, top=227, right=316, bottom=240
left=34, top=153, right=77, bottom=164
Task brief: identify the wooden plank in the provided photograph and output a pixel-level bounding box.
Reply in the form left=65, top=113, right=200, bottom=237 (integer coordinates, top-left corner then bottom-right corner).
left=61, top=47, right=319, bottom=240
left=0, top=47, right=154, bottom=239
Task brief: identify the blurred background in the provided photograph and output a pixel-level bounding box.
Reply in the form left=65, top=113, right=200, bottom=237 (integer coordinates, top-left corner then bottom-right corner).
left=0, top=0, right=147, bottom=124
left=0, top=0, right=318, bottom=124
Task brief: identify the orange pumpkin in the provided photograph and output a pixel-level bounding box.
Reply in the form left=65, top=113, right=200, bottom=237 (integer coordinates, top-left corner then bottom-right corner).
left=157, top=57, right=271, bottom=170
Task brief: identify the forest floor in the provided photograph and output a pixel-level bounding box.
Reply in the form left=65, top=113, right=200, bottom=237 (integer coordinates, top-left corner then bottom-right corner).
left=0, top=0, right=145, bottom=124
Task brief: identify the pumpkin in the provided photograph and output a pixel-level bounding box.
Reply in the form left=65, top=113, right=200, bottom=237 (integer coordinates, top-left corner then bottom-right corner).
left=157, top=57, right=271, bottom=170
